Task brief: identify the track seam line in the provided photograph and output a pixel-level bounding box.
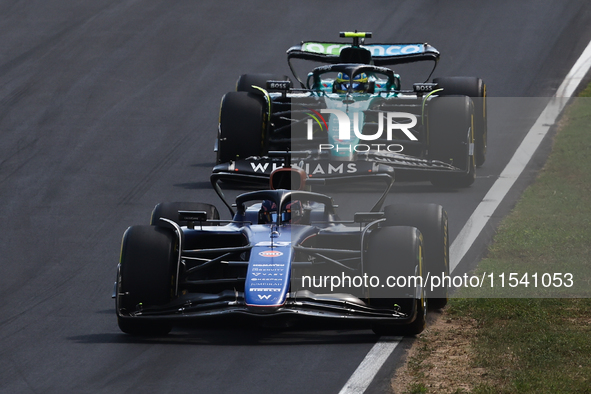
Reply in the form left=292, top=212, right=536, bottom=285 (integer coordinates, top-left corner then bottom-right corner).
left=338, top=37, right=591, bottom=394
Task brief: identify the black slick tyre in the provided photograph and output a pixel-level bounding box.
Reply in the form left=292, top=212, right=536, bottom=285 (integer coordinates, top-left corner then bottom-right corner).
left=365, top=226, right=427, bottom=336
left=384, top=204, right=449, bottom=310
left=116, top=225, right=176, bottom=335
left=434, top=76, right=487, bottom=167
left=428, top=95, right=476, bottom=188
left=217, top=91, right=265, bottom=164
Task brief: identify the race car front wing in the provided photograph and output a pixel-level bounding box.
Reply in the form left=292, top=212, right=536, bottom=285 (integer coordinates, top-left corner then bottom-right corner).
left=116, top=289, right=419, bottom=325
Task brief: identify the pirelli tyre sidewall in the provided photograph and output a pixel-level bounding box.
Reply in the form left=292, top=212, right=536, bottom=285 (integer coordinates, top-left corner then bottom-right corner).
left=117, top=225, right=176, bottom=335
left=217, top=91, right=265, bottom=164
left=384, top=203, right=449, bottom=310
left=433, top=76, right=487, bottom=167
left=365, top=226, right=426, bottom=336
left=427, top=95, right=476, bottom=188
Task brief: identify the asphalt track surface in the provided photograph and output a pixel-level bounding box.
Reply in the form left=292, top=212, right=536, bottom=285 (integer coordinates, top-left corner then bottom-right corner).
left=1, top=1, right=591, bottom=393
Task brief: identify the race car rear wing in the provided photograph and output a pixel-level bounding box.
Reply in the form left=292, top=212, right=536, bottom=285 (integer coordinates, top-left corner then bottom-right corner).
left=287, top=41, right=440, bottom=67
left=286, top=37, right=439, bottom=88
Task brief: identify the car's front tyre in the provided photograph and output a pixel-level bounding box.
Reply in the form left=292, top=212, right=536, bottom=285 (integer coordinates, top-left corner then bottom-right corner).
left=384, top=204, right=449, bottom=310
left=364, top=226, right=427, bottom=336
left=217, top=91, right=265, bottom=164
left=116, top=225, right=176, bottom=336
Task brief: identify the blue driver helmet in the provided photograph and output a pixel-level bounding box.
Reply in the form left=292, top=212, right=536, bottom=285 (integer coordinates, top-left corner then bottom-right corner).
left=282, top=201, right=303, bottom=224
left=259, top=200, right=277, bottom=224
left=334, top=72, right=369, bottom=93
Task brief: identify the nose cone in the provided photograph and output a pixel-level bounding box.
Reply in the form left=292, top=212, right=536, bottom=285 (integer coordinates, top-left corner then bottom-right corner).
left=245, top=246, right=292, bottom=310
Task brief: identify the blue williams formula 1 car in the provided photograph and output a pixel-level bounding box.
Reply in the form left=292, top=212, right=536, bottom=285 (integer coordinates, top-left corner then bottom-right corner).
left=213, top=31, right=487, bottom=188
left=114, top=168, right=449, bottom=336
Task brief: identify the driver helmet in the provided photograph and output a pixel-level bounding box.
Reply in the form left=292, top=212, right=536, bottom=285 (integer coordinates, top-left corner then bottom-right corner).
left=334, top=72, right=369, bottom=93
left=282, top=201, right=303, bottom=224
left=259, top=200, right=277, bottom=224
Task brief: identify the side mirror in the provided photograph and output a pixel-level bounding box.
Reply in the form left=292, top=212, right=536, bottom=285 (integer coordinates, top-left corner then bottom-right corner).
left=178, top=210, right=208, bottom=229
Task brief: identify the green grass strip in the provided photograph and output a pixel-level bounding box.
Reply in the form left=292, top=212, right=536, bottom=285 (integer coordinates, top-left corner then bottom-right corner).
left=445, top=86, right=591, bottom=392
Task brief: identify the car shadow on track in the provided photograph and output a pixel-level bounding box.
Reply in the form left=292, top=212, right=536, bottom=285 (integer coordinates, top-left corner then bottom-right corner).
left=68, top=316, right=394, bottom=346
left=68, top=329, right=382, bottom=347
left=69, top=310, right=444, bottom=347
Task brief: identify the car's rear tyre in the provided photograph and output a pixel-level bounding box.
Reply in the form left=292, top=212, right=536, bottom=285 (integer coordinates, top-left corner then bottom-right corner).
left=116, top=225, right=176, bottom=335
left=385, top=204, right=449, bottom=310
left=217, top=91, right=265, bottom=164
left=150, top=202, right=220, bottom=226
left=236, top=73, right=291, bottom=94
left=434, top=77, right=487, bottom=167
left=365, top=226, right=427, bottom=336
left=428, top=95, right=475, bottom=188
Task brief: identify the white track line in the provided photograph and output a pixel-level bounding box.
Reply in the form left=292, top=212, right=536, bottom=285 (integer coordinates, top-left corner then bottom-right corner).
left=338, top=38, right=591, bottom=394
left=338, top=338, right=402, bottom=393
left=450, top=37, right=591, bottom=273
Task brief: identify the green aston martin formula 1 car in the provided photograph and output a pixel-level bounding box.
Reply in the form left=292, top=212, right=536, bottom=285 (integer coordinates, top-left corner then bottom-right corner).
left=213, top=32, right=487, bottom=188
